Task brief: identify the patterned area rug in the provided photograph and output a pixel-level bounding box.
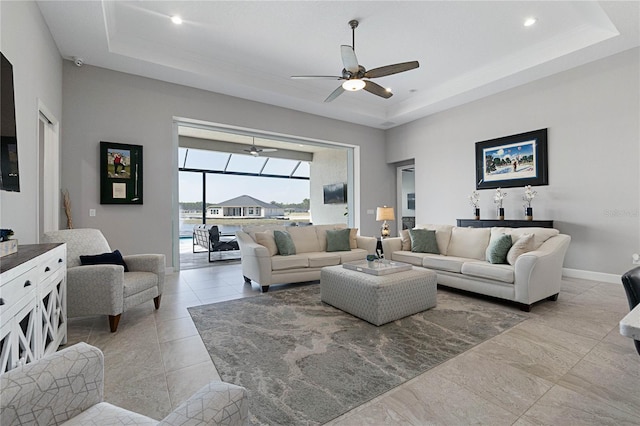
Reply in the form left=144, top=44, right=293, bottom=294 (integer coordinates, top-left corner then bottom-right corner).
left=189, top=284, right=527, bottom=425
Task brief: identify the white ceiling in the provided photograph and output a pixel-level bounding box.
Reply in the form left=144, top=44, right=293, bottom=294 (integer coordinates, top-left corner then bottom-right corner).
left=37, top=1, right=639, bottom=129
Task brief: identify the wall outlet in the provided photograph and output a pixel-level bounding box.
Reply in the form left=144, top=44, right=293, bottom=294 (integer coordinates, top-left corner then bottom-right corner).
left=633, top=253, right=640, bottom=264
left=89, top=209, right=96, bottom=217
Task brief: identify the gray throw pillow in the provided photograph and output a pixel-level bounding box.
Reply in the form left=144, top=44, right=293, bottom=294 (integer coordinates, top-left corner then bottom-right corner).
left=486, top=233, right=513, bottom=264
left=409, top=229, right=439, bottom=254
left=326, top=228, right=351, bottom=252
left=273, top=230, right=296, bottom=256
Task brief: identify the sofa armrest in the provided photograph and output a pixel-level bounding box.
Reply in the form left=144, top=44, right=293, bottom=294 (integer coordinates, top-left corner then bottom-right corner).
left=236, top=231, right=273, bottom=286
left=0, top=343, right=104, bottom=425
left=356, top=235, right=377, bottom=255
left=514, top=234, right=571, bottom=304
left=67, top=265, right=125, bottom=316
left=124, top=253, right=166, bottom=294
left=159, top=381, right=249, bottom=426
left=381, top=237, right=402, bottom=256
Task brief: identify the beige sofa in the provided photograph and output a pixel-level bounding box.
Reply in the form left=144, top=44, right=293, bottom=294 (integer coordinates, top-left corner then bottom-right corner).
left=382, top=224, right=571, bottom=311
left=237, top=224, right=377, bottom=292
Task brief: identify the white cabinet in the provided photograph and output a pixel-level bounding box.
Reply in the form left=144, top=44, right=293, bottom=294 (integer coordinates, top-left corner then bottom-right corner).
left=0, top=243, right=66, bottom=374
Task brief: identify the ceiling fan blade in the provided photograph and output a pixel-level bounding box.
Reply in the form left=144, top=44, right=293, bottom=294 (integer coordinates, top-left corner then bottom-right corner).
left=363, top=80, right=393, bottom=99
left=260, top=148, right=278, bottom=152
left=324, top=85, right=345, bottom=102
left=291, top=75, right=343, bottom=80
left=364, top=61, right=420, bottom=79
left=340, top=45, right=359, bottom=74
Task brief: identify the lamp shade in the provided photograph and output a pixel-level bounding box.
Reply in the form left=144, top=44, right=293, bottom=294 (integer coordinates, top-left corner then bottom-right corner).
left=376, top=206, right=395, bottom=221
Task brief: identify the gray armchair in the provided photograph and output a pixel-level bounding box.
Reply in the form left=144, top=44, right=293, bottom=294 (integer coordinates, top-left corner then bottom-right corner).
left=42, top=228, right=165, bottom=332
left=0, top=342, right=249, bottom=425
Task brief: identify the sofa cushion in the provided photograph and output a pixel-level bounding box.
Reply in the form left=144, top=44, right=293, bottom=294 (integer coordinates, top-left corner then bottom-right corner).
left=306, top=252, right=341, bottom=268
left=391, top=250, right=432, bottom=266
left=287, top=226, right=320, bottom=253
left=243, top=225, right=286, bottom=241
left=400, top=229, right=412, bottom=251
left=415, top=224, right=454, bottom=255
left=446, top=227, right=491, bottom=260
left=339, top=248, right=369, bottom=263
left=409, top=229, right=440, bottom=254
left=506, top=233, right=535, bottom=265
left=315, top=224, right=347, bottom=251
left=485, top=233, right=512, bottom=264
left=274, top=231, right=296, bottom=256
left=491, top=227, right=559, bottom=250
left=271, top=254, right=309, bottom=271
left=349, top=228, right=358, bottom=249
left=123, top=272, right=159, bottom=297
left=326, top=228, right=351, bottom=252
left=461, top=262, right=515, bottom=283
left=421, top=254, right=472, bottom=273
left=255, top=231, right=278, bottom=256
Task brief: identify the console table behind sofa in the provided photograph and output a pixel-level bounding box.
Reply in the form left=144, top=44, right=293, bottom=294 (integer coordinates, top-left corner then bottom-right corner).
left=457, top=219, right=554, bottom=228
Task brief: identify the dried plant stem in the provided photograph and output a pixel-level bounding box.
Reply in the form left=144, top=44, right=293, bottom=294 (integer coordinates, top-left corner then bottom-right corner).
left=62, top=189, right=73, bottom=229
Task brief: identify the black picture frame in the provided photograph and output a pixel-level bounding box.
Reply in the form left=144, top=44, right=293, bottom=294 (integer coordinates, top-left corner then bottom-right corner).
left=323, top=183, right=347, bottom=204
left=475, top=128, right=548, bottom=190
left=100, top=141, right=143, bottom=204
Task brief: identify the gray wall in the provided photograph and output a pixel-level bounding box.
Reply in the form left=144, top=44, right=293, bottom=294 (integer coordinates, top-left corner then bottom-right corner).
left=310, top=149, right=348, bottom=225
left=61, top=63, right=391, bottom=267
left=0, top=1, right=63, bottom=243
left=386, top=47, right=640, bottom=276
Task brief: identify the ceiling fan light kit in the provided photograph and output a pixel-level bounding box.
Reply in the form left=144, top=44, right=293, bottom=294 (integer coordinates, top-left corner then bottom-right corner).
left=292, top=19, right=419, bottom=102
left=243, top=138, right=278, bottom=157
left=342, top=79, right=365, bottom=91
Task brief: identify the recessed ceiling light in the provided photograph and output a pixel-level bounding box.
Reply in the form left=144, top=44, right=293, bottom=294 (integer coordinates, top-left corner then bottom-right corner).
left=171, top=15, right=183, bottom=25
left=524, top=17, right=537, bottom=27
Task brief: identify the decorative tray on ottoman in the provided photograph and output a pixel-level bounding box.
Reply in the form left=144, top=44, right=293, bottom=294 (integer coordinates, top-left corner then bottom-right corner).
left=342, top=260, right=412, bottom=276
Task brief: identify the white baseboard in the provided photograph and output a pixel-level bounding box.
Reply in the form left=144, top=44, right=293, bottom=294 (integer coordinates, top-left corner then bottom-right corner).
left=563, top=268, right=621, bottom=284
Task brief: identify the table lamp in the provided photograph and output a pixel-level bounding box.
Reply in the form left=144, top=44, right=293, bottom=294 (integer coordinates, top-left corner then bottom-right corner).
left=376, top=206, right=395, bottom=238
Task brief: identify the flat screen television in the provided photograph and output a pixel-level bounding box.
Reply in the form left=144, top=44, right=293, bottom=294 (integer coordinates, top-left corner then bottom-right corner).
left=1, top=52, right=20, bottom=192
left=323, top=183, right=347, bottom=204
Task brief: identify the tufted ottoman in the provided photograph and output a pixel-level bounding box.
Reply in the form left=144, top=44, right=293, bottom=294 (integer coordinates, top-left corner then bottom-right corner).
left=320, top=264, right=437, bottom=326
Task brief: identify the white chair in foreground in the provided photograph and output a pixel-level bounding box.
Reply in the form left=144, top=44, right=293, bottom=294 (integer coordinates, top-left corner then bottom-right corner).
left=0, top=342, right=249, bottom=425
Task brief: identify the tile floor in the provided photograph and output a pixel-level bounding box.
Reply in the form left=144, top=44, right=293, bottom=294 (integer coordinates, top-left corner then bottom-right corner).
left=65, top=265, right=640, bottom=425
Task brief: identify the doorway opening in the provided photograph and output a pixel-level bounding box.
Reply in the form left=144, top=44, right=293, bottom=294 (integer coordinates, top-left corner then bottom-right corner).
left=173, top=121, right=356, bottom=270
left=37, top=102, right=60, bottom=240
left=396, top=163, right=415, bottom=234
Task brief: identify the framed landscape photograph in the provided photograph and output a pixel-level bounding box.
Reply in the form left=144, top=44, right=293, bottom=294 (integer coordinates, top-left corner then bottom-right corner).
left=475, top=128, right=548, bottom=190
left=100, top=141, right=143, bottom=204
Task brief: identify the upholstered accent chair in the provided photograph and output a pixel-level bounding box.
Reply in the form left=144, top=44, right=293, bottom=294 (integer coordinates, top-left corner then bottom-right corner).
left=0, top=342, right=249, bottom=425
left=621, top=266, right=640, bottom=355
left=42, top=228, right=165, bottom=332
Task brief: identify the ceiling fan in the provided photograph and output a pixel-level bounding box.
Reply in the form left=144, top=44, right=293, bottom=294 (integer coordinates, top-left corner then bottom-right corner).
left=291, top=20, right=419, bottom=102
left=243, top=138, right=278, bottom=157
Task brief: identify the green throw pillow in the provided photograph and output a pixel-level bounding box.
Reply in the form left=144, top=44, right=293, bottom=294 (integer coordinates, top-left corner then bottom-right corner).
left=273, top=230, right=296, bottom=256
left=409, top=229, right=440, bottom=254
left=486, top=233, right=512, bottom=264
left=326, top=228, right=351, bottom=252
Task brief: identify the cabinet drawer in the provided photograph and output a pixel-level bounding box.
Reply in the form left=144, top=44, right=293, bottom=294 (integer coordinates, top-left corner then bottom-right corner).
left=39, top=246, right=66, bottom=282
left=0, top=266, right=38, bottom=318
